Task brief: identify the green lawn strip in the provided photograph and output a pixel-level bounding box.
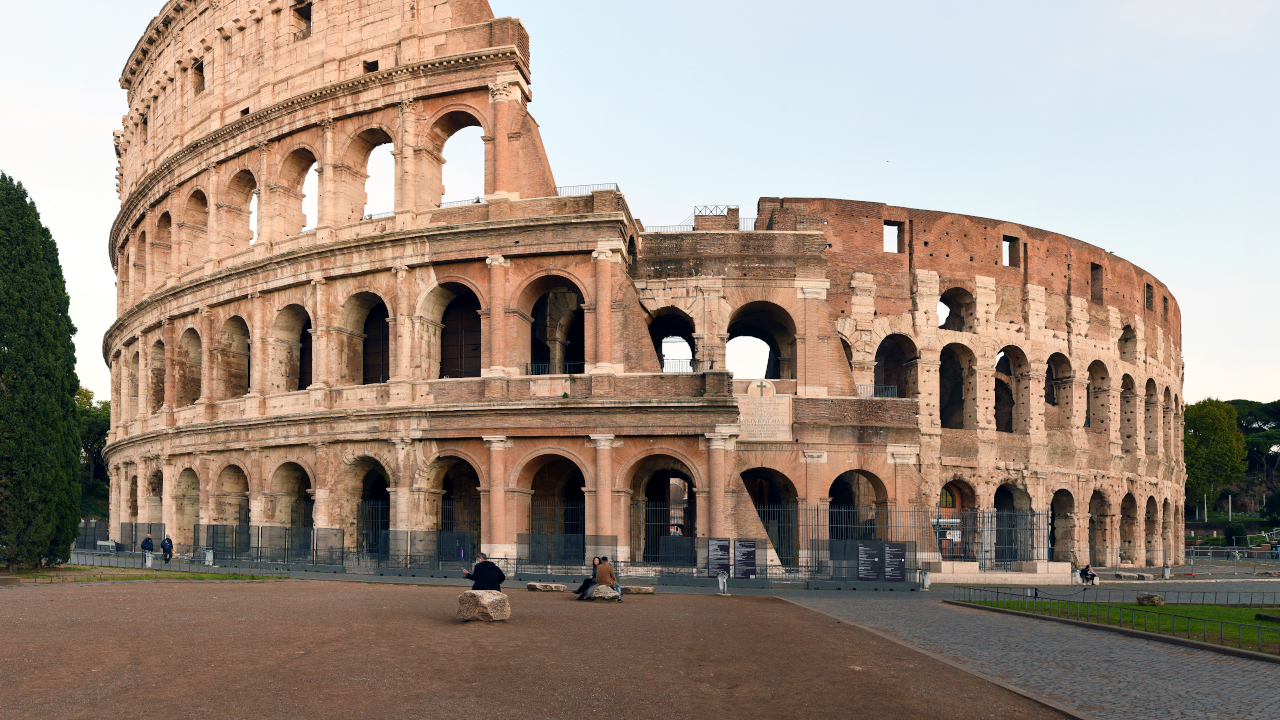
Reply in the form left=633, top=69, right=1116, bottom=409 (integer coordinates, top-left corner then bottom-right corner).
left=971, top=599, right=1280, bottom=653
left=4, top=566, right=278, bottom=583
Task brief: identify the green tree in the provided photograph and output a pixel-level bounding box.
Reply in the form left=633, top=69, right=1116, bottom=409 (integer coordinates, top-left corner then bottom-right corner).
left=74, top=387, right=111, bottom=518
left=0, top=172, right=81, bottom=572
left=1183, top=398, right=1246, bottom=508
left=1225, top=398, right=1280, bottom=496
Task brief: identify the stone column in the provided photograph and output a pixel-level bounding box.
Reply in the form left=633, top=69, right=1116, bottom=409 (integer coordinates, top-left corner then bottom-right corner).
left=591, top=247, right=614, bottom=374
left=392, top=267, right=411, bottom=381
left=135, top=334, right=149, bottom=424
left=488, top=81, right=512, bottom=197
left=310, top=443, right=331, bottom=529
left=310, top=278, right=330, bottom=388
left=202, top=162, right=220, bottom=264
left=318, top=118, right=336, bottom=230
left=197, top=309, right=214, bottom=404
left=707, top=432, right=729, bottom=538
left=590, top=435, right=615, bottom=543
left=162, top=319, right=176, bottom=417
left=484, top=436, right=511, bottom=557
left=485, top=255, right=509, bottom=375
left=396, top=100, right=416, bottom=224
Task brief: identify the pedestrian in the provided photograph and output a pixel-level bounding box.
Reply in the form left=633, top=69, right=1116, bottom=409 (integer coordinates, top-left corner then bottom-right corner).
left=463, top=552, right=506, bottom=591
left=597, top=555, right=622, bottom=603
left=574, top=557, right=601, bottom=600
left=140, top=534, right=155, bottom=568
left=1079, top=564, right=1097, bottom=586
left=160, top=535, right=174, bottom=565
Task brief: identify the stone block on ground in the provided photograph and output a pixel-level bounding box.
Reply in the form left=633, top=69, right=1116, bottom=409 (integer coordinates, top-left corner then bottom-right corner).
left=1136, top=593, right=1164, bottom=607
left=1114, top=571, right=1155, bottom=580
left=456, top=590, right=510, bottom=621
left=1256, top=570, right=1280, bottom=578
left=0, top=577, right=19, bottom=587
left=587, top=584, right=620, bottom=600
left=526, top=582, right=566, bottom=592
left=621, top=586, right=654, bottom=594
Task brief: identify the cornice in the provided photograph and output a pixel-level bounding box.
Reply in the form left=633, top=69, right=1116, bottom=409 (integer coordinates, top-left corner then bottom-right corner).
left=111, top=46, right=528, bottom=267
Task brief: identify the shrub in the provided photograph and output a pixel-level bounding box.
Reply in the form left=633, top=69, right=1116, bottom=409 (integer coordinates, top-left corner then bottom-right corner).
left=1223, top=522, right=1248, bottom=546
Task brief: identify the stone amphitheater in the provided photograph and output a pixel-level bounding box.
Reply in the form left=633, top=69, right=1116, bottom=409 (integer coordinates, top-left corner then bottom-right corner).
left=104, top=0, right=1185, bottom=579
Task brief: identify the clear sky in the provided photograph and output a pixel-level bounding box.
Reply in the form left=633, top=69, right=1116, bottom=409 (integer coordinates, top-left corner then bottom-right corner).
left=1, top=1, right=1275, bottom=403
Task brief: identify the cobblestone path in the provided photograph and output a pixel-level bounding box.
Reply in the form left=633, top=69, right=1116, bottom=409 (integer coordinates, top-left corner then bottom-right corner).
left=785, top=585, right=1280, bottom=720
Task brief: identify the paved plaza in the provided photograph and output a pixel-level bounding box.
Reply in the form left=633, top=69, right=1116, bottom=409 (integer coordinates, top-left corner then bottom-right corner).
left=786, top=581, right=1280, bottom=720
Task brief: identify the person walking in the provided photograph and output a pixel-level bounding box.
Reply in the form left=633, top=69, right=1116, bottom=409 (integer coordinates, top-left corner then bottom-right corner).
left=464, top=553, right=506, bottom=591
left=140, top=534, right=155, bottom=568
left=597, top=556, right=622, bottom=603
left=574, top=557, right=601, bottom=600
left=160, top=535, right=174, bottom=565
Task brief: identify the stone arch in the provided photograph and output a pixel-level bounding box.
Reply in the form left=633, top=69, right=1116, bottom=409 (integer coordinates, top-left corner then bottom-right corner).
left=515, top=273, right=589, bottom=375
left=1118, top=325, right=1138, bottom=364
left=1120, top=374, right=1140, bottom=454
left=148, top=339, right=166, bottom=413
left=1088, top=489, right=1112, bottom=566
left=176, top=327, right=203, bottom=406
left=939, top=342, right=977, bottom=430
left=277, top=145, right=320, bottom=237
left=153, top=212, right=172, bottom=280
left=740, top=467, right=799, bottom=565
left=212, top=316, right=251, bottom=400
left=337, top=291, right=391, bottom=385
left=134, top=229, right=148, bottom=297
left=435, top=282, right=483, bottom=379
left=329, top=454, right=394, bottom=551
left=874, top=334, right=918, bottom=399
left=1044, top=352, right=1073, bottom=429
left=518, top=452, right=589, bottom=543
left=421, top=106, right=490, bottom=207
left=1086, top=360, right=1110, bottom=430
left=181, top=188, right=209, bottom=268
left=993, top=483, right=1034, bottom=567
left=126, top=350, right=139, bottom=418
left=1162, top=498, right=1175, bottom=565
left=827, top=470, right=888, bottom=549
left=648, top=306, right=698, bottom=373
left=421, top=447, right=491, bottom=490
left=172, top=468, right=201, bottom=551
left=1119, top=492, right=1139, bottom=565
left=268, top=304, right=313, bottom=393
left=212, top=463, right=250, bottom=525
left=994, top=345, right=1031, bottom=433
left=625, top=452, right=700, bottom=562
left=1162, top=386, right=1174, bottom=459
left=727, top=301, right=797, bottom=380
left=1144, top=378, right=1160, bottom=456
left=339, top=125, right=396, bottom=223
left=221, top=168, right=259, bottom=253
left=265, top=461, right=314, bottom=527
left=1144, top=495, right=1160, bottom=567
left=938, top=287, right=976, bottom=332
left=1049, top=489, right=1078, bottom=565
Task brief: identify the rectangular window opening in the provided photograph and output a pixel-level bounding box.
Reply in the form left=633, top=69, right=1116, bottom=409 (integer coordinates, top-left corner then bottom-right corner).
left=294, top=4, right=313, bottom=40
left=363, top=59, right=380, bottom=73
left=1163, top=296, right=1169, bottom=320
left=139, top=115, right=148, bottom=144
left=240, top=107, right=251, bottom=117
left=1145, top=283, right=1154, bottom=310
left=882, top=221, right=903, bottom=253
left=1090, top=263, right=1104, bottom=303
left=192, top=59, right=205, bottom=95
left=1002, top=235, right=1020, bottom=267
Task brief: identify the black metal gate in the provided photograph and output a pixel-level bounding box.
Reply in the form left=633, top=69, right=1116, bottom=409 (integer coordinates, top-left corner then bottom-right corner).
left=356, top=500, right=390, bottom=556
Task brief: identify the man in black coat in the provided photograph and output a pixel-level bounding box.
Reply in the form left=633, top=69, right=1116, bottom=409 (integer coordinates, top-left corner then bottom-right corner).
left=464, top=553, right=506, bottom=591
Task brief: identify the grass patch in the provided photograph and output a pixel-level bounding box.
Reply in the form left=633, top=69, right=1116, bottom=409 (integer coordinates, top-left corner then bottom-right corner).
left=970, top=599, right=1280, bottom=654
left=5, top=565, right=279, bottom=584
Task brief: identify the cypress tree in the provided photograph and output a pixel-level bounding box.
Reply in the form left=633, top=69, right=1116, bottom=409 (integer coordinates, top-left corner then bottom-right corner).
left=0, top=172, right=81, bottom=572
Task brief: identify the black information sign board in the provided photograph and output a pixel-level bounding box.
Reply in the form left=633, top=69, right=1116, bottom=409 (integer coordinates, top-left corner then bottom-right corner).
left=733, top=540, right=758, bottom=579
left=883, top=542, right=907, bottom=582
left=707, top=539, right=731, bottom=578
left=856, top=540, right=881, bottom=582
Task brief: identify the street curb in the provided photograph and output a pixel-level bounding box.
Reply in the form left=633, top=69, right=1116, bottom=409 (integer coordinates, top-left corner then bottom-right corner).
left=944, top=599, right=1280, bottom=665
left=776, top=597, right=1097, bottom=720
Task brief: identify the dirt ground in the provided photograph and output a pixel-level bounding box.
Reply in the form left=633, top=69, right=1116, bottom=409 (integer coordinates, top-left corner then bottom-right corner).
left=0, top=581, right=1066, bottom=720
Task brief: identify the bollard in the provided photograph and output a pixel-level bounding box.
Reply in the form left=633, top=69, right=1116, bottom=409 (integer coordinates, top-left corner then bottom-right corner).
left=143, top=551, right=153, bottom=569
left=717, top=571, right=728, bottom=594
left=920, top=570, right=931, bottom=591
left=1162, top=564, right=1171, bottom=580
left=204, top=549, right=214, bottom=566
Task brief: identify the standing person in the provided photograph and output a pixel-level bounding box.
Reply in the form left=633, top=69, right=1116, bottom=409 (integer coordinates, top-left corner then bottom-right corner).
left=463, top=553, right=506, bottom=591
left=597, top=556, right=622, bottom=603
left=574, top=557, right=601, bottom=600
left=140, top=534, right=155, bottom=568
left=160, top=535, right=174, bottom=565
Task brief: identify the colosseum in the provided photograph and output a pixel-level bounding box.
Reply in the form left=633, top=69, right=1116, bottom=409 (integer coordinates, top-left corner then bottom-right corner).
left=103, top=0, right=1185, bottom=584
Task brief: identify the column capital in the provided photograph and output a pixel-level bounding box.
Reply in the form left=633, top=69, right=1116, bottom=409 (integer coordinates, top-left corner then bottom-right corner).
left=483, top=435, right=512, bottom=449
left=588, top=434, right=616, bottom=449
left=486, top=254, right=510, bottom=268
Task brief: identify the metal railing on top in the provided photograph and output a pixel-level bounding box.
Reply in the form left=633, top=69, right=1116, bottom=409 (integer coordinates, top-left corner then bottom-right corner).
left=738, top=217, right=758, bottom=231
left=662, top=359, right=693, bottom=373
left=644, top=225, right=695, bottom=233
left=361, top=211, right=394, bottom=220
left=857, top=384, right=901, bottom=398
left=694, top=205, right=738, bottom=215
left=555, top=183, right=619, bottom=197
left=439, top=196, right=484, bottom=208
left=526, top=361, right=586, bottom=376
left=294, top=26, right=312, bottom=42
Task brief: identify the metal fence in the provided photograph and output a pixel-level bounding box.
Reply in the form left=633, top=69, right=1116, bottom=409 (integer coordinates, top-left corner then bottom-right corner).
left=74, top=520, right=111, bottom=550
left=439, top=196, right=483, bottom=208
left=525, top=361, right=585, bottom=376
left=555, top=183, right=619, bottom=197
left=118, top=522, right=166, bottom=552
left=661, top=358, right=694, bottom=373
left=856, top=384, right=900, bottom=398
left=1005, top=586, right=1280, bottom=608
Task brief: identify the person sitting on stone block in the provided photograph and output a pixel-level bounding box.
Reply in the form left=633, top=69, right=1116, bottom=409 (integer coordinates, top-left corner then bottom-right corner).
left=597, top=556, right=622, bottom=603
left=464, top=553, right=506, bottom=591
left=1079, top=564, right=1098, bottom=585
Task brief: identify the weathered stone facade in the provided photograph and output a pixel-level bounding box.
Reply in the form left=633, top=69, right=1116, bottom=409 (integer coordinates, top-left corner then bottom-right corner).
left=105, top=0, right=1184, bottom=569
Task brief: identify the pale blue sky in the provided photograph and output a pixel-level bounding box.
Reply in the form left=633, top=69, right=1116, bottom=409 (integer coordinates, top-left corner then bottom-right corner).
left=1, top=1, right=1275, bottom=402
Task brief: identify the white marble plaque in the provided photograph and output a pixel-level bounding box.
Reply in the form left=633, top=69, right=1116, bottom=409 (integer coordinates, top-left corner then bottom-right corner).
left=737, top=381, right=792, bottom=441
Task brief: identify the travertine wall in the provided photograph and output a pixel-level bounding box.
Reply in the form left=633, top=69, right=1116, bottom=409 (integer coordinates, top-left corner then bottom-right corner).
left=105, top=0, right=1184, bottom=568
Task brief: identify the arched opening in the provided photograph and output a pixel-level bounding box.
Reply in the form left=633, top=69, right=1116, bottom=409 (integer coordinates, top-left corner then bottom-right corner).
left=1144, top=496, right=1160, bottom=567
left=357, top=462, right=391, bottom=555
left=278, top=147, right=320, bottom=236
left=1086, top=360, right=1110, bottom=430
left=741, top=467, right=799, bottom=566
left=1144, top=379, right=1160, bottom=457
left=268, top=462, right=313, bottom=528
left=126, top=351, right=139, bottom=418
left=439, top=459, right=482, bottom=564
left=724, top=336, right=770, bottom=379
left=118, top=240, right=131, bottom=307
left=1162, top=498, right=1174, bottom=567
left=173, top=468, right=200, bottom=553
left=1118, top=325, right=1137, bottom=364
left=425, top=110, right=485, bottom=207
left=134, top=230, right=148, bottom=294
left=727, top=302, right=796, bottom=380
left=153, top=213, right=171, bottom=280
left=176, top=328, right=202, bottom=406
left=343, top=128, right=395, bottom=222
left=874, top=334, right=918, bottom=399
left=127, top=475, right=139, bottom=521
left=336, top=292, right=391, bottom=385
left=439, top=284, right=482, bottom=378
left=213, top=316, right=251, bottom=400
left=1088, top=491, right=1110, bottom=566
left=1050, top=489, right=1077, bottom=565
left=223, top=170, right=258, bottom=253
left=525, top=456, right=588, bottom=564
left=827, top=471, right=889, bottom=568
left=1044, top=353, right=1073, bottom=430
left=939, top=343, right=976, bottom=430
left=994, top=346, right=1029, bottom=433
left=1119, top=493, right=1138, bottom=565
left=519, top=276, right=586, bottom=375
left=1163, top=386, right=1174, bottom=460
left=268, top=304, right=313, bottom=393
left=993, top=484, right=1033, bottom=568
left=629, top=456, right=698, bottom=565
left=649, top=309, right=697, bottom=373
left=937, top=478, right=978, bottom=561
left=148, top=340, right=166, bottom=413
left=1120, top=374, right=1140, bottom=454
left=182, top=190, right=209, bottom=268
left=213, top=465, right=249, bottom=526
left=938, top=287, right=975, bottom=332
